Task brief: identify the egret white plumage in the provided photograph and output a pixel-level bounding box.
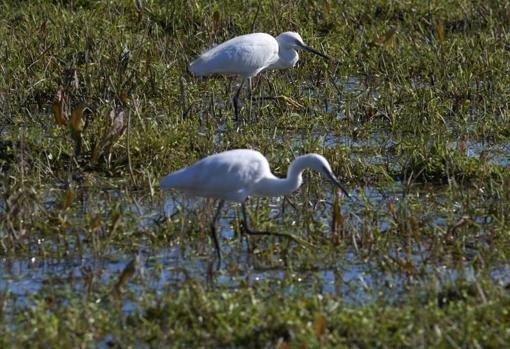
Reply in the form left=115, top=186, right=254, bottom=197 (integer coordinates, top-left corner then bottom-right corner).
left=189, top=32, right=329, bottom=120
left=160, top=149, right=349, bottom=262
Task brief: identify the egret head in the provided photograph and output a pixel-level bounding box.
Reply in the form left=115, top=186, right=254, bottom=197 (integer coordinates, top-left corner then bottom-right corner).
left=276, top=32, right=329, bottom=59
left=304, top=154, right=350, bottom=197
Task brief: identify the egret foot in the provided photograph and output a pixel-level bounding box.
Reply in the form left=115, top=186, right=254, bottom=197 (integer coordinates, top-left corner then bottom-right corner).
left=253, top=95, right=304, bottom=109
left=240, top=204, right=304, bottom=243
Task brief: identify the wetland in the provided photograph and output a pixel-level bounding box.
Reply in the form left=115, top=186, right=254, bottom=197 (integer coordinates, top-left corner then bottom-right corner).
left=1, top=1, right=510, bottom=347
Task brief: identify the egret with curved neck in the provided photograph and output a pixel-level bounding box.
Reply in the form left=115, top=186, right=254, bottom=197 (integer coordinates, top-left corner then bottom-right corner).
left=189, top=32, right=329, bottom=120
left=160, top=149, right=349, bottom=263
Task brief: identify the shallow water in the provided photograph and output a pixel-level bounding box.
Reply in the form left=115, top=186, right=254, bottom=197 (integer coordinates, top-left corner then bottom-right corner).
left=461, top=140, right=510, bottom=166
left=1, top=75, right=509, bottom=309
left=1, top=176, right=508, bottom=308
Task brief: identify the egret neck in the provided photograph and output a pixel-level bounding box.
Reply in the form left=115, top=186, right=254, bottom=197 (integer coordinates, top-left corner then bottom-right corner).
left=273, top=38, right=299, bottom=69
left=252, top=154, right=324, bottom=197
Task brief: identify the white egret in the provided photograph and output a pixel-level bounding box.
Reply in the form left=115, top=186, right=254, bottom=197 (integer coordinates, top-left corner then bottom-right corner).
left=189, top=32, right=329, bottom=120
left=160, top=149, right=349, bottom=262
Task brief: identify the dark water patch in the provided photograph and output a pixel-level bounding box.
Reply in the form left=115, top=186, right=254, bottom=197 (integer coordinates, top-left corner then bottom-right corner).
left=459, top=140, right=510, bottom=166
left=307, top=129, right=396, bottom=150
left=305, top=75, right=381, bottom=119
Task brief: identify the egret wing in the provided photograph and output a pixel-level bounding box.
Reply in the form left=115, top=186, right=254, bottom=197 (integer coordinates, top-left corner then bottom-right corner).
left=190, top=33, right=279, bottom=77
left=162, top=150, right=269, bottom=202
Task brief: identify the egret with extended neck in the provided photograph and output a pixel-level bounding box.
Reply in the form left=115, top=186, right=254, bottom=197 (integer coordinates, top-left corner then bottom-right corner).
left=160, top=149, right=349, bottom=264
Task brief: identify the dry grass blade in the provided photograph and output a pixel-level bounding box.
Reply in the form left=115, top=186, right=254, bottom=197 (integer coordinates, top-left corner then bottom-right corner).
left=69, top=105, right=85, bottom=156
left=108, top=109, right=127, bottom=141
left=134, top=0, right=143, bottom=12
left=211, top=10, right=220, bottom=32
left=277, top=340, right=290, bottom=349
left=61, top=189, right=74, bottom=211
left=314, top=313, right=327, bottom=339
left=52, top=87, right=66, bottom=125
left=437, top=20, right=445, bottom=45
left=69, top=105, right=84, bottom=134
left=376, top=27, right=398, bottom=48
left=92, top=109, right=127, bottom=162
left=277, top=95, right=304, bottom=109
left=114, top=258, right=136, bottom=295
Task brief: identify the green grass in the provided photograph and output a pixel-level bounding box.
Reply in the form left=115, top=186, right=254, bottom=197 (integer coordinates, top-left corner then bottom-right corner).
left=1, top=0, right=510, bottom=347
left=3, top=277, right=510, bottom=348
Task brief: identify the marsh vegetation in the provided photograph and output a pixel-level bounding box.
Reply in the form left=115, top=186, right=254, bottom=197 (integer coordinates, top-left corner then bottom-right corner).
left=1, top=0, right=509, bottom=347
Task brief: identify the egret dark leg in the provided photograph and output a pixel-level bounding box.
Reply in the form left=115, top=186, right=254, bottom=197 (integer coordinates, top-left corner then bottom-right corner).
left=248, top=78, right=253, bottom=122
left=210, top=200, right=225, bottom=265
left=233, top=78, right=246, bottom=122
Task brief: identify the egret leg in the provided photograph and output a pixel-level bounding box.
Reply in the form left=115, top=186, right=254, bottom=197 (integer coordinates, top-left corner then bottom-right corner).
left=233, top=78, right=246, bottom=122
left=248, top=77, right=253, bottom=122
left=210, top=200, right=225, bottom=265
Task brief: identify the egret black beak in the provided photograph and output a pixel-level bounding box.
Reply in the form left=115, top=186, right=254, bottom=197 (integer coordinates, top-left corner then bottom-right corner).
left=322, top=166, right=350, bottom=198
left=298, top=42, right=330, bottom=60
